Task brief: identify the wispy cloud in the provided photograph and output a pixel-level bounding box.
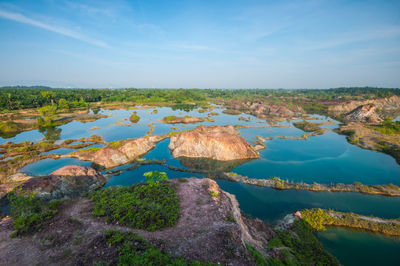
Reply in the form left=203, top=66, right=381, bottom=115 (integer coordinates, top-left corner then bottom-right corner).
left=301, top=27, right=400, bottom=51
left=172, top=43, right=215, bottom=51
left=64, top=1, right=115, bottom=17
left=0, top=9, right=108, bottom=48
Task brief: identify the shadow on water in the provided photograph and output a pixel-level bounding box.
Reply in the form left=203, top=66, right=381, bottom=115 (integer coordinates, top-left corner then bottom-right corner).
left=177, top=156, right=254, bottom=172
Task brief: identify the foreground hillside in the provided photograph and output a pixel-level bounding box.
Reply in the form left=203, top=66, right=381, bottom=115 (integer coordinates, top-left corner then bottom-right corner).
left=0, top=170, right=338, bottom=265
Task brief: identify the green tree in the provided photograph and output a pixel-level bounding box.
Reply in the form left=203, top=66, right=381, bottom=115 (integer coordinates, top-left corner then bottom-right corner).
left=143, top=171, right=168, bottom=187
left=57, top=98, right=69, bottom=110
left=40, top=91, right=56, bottom=105
left=37, top=105, right=57, bottom=127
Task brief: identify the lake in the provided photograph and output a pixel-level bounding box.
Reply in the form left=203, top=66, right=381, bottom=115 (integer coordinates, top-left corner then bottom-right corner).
left=4, top=105, right=400, bottom=264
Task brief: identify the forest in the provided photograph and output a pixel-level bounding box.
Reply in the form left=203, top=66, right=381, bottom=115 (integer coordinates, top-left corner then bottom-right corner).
left=0, top=86, right=399, bottom=111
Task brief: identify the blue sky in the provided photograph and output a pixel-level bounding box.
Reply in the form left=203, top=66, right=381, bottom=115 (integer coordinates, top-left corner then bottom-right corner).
left=0, top=0, right=399, bottom=88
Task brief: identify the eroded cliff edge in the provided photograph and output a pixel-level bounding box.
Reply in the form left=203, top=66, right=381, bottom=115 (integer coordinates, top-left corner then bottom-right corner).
left=0, top=172, right=338, bottom=265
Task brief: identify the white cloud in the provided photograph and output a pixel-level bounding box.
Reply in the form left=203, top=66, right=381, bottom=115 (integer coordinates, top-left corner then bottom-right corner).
left=0, top=9, right=108, bottom=48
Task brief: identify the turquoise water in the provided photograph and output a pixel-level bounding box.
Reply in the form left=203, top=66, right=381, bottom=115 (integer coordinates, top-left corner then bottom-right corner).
left=234, top=130, right=400, bottom=184
left=3, top=106, right=400, bottom=265
left=317, top=228, right=400, bottom=266
left=21, top=158, right=92, bottom=176
left=217, top=180, right=400, bottom=224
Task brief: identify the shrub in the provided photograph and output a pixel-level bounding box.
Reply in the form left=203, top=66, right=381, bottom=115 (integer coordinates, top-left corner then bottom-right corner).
left=91, top=173, right=179, bottom=231
left=8, top=190, right=62, bottom=237
left=275, top=220, right=339, bottom=265
left=300, top=208, right=336, bottom=230
left=293, top=121, right=321, bottom=132
left=129, top=112, right=140, bottom=123
left=143, top=171, right=168, bottom=188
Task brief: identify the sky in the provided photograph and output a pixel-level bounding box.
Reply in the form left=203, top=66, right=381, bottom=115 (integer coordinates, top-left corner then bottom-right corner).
left=0, top=0, right=399, bottom=89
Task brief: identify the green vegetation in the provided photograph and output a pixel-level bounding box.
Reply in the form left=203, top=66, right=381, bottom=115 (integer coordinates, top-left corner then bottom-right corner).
left=129, top=111, right=140, bottom=123
left=224, top=212, right=235, bottom=223
left=74, top=147, right=101, bottom=153
left=91, top=172, right=179, bottom=231
left=36, top=105, right=58, bottom=127
left=0, top=86, right=399, bottom=111
left=143, top=171, right=168, bottom=187
left=338, top=128, right=360, bottom=144
left=273, top=220, right=339, bottom=265
left=245, top=244, right=272, bottom=265
left=0, top=120, right=19, bottom=133
left=0, top=120, right=31, bottom=138
left=171, top=103, right=199, bottom=111
left=209, top=191, right=219, bottom=198
left=107, top=139, right=125, bottom=149
left=222, top=109, right=241, bottom=115
left=375, top=140, right=400, bottom=164
left=8, top=190, right=62, bottom=237
left=104, top=230, right=214, bottom=265
left=267, top=237, right=283, bottom=249
left=301, top=208, right=400, bottom=236
left=292, top=120, right=322, bottom=132
left=163, top=115, right=180, bottom=121
left=301, top=208, right=336, bottom=230
left=370, top=119, right=400, bottom=135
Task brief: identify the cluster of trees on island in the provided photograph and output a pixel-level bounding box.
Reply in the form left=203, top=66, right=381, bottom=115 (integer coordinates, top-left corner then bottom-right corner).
left=0, top=86, right=399, bottom=111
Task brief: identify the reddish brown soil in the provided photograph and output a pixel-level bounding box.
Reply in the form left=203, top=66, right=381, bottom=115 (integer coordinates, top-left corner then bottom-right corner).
left=0, top=178, right=275, bottom=265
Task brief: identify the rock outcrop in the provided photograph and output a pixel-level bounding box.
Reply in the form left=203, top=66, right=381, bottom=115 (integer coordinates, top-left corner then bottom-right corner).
left=329, top=95, right=400, bottom=119
left=343, top=103, right=382, bottom=123
left=228, top=101, right=304, bottom=118
left=169, top=125, right=259, bottom=161
left=21, top=165, right=106, bottom=200
left=67, top=135, right=167, bottom=168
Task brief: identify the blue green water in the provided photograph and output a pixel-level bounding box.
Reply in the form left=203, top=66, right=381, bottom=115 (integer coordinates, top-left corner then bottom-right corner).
left=317, top=228, right=400, bottom=266
left=3, top=106, right=400, bottom=264
left=217, top=180, right=400, bottom=224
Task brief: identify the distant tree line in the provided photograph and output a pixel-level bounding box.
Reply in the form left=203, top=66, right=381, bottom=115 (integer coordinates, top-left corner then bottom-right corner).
left=0, top=86, right=399, bottom=111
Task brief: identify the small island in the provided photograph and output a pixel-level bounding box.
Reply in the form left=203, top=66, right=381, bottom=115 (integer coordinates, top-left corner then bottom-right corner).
left=162, top=115, right=205, bottom=124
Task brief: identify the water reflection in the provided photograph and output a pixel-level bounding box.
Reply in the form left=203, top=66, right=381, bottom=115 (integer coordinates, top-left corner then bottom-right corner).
left=178, top=156, right=253, bottom=172
left=39, top=126, right=62, bottom=141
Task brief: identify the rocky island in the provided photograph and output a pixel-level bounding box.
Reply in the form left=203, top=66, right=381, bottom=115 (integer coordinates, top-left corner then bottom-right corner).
left=169, top=125, right=259, bottom=161
left=162, top=115, right=205, bottom=124
left=67, top=135, right=167, bottom=168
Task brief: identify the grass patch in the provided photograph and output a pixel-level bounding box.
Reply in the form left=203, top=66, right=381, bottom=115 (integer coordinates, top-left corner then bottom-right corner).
left=209, top=191, right=219, bottom=198
left=301, top=208, right=336, bottom=231
left=8, top=191, right=62, bottom=237
left=74, top=147, right=101, bottom=153
left=293, top=120, right=321, bottom=132
left=107, top=140, right=125, bottom=149
left=163, top=115, right=180, bottom=122
left=91, top=172, right=179, bottom=231
left=129, top=112, right=140, bottom=123
left=275, top=220, right=339, bottom=265
left=105, top=230, right=214, bottom=265
left=301, top=208, right=400, bottom=236
left=222, top=109, right=241, bottom=115
left=369, top=119, right=400, bottom=135
left=0, top=120, right=20, bottom=133
left=224, top=211, right=235, bottom=223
